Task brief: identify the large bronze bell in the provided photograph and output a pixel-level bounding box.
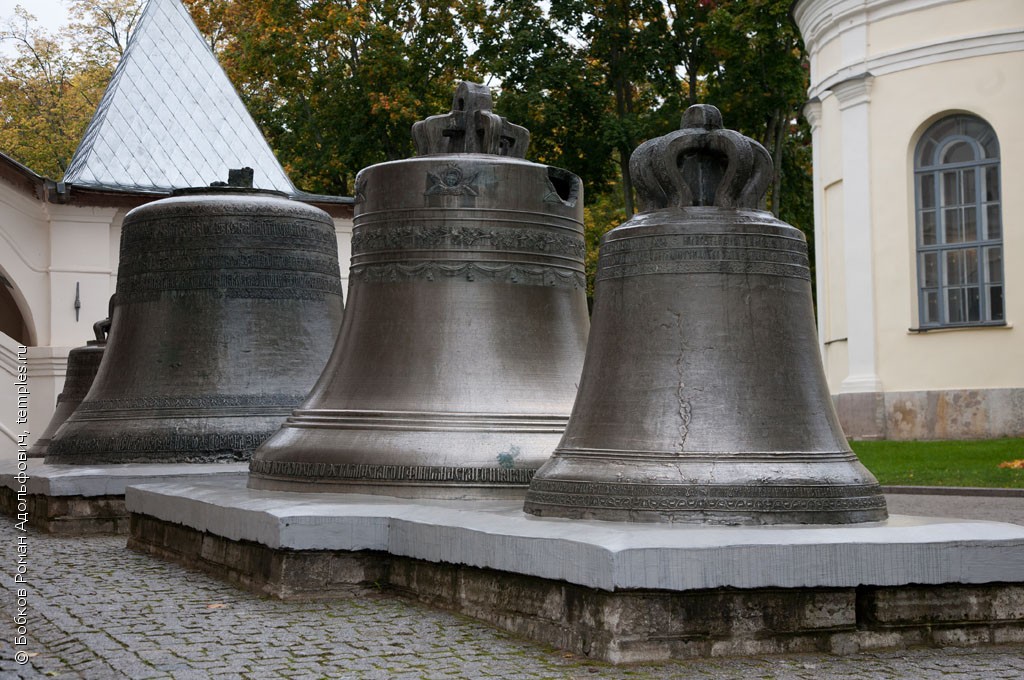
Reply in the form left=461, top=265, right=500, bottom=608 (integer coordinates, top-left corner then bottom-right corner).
left=248, top=82, right=589, bottom=498
left=523, top=105, right=888, bottom=524
left=46, top=170, right=345, bottom=464
left=27, top=316, right=110, bottom=458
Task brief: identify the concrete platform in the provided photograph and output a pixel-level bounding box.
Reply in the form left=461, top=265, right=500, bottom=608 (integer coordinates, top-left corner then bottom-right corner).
left=126, top=478, right=1024, bottom=663
left=0, top=460, right=248, bottom=534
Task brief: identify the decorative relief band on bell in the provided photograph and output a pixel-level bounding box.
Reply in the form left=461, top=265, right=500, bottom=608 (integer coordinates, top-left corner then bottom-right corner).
left=249, top=459, right=535, bottom=485
left=120, top=218, right=337, bottom=247
left=46, top=431, right=275, bottom=461
left=348, top=262, right=587, bottom=288
left=524, top=492, right=888, bottom=513
left=62, top=356, right=104, bottom=380
left=115, top=271, right=343, bottom=303
left=117, top=212, right=343, bottom=301
left=117, top=252, right=342, bottom=277
left=525, top=481, right=889, bottom=512
left=350, top=223, right=586, bottom=260
left=548, top=449, right=863, bottom=463
left=597, top=232, right=810, bottom=282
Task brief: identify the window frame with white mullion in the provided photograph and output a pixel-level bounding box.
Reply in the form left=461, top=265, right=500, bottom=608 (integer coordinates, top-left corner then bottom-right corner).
left=914, top=115, right=1003, bottom=329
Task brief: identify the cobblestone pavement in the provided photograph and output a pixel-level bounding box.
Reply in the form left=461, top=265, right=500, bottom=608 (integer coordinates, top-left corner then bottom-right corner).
left=2, top=494, right=1023, bottom=679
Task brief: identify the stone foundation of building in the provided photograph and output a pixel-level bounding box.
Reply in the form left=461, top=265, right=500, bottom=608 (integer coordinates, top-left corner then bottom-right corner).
left=835, top=388, right=1024, bottom=440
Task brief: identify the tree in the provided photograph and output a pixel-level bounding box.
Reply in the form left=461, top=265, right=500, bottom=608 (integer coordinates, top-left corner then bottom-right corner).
left=178, top=0, right=230, bottom=52
left=702, top=0, right=808, bottom=218
left=67, top=0, right=142, bottom=61
left=547, top=0, right=669, bottom=218
left=662, top=0, right=716, bottom=107
left=183, top=0, right=485, bottom=195
left=470, top=0, right=617, bottom=200
left=0, top=1, right=140, bottom=177
left=0, top=0, right=812, bottom=255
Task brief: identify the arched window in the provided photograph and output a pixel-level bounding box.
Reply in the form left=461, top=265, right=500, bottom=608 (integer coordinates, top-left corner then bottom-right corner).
left=915, top=115, right=1002, bottom=327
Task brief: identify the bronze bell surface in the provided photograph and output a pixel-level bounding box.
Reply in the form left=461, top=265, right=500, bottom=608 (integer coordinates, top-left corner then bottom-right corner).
left=27, top=316, right=110, bottom=458
left=46, top=171, right=344, bottom=464
left=248, top=82, right=589, bottom=499
left=523, top=105, right=888, bottom=524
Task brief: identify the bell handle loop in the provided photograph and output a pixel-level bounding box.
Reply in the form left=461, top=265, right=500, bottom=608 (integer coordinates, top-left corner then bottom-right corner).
left=631, top=104, right=775, bottom=212
left=633, top=128, right=754, bottom=210
left=669, top=129, right=753, bottom=209
left=93, top=317, right=111, bottom=342
left=474, top=109, right=504, bottom=155
left=631, top=134, right=693, bottom=211
left=739, top=141, right=774, bottom=210
left=411, top=116, right=449, bottom=156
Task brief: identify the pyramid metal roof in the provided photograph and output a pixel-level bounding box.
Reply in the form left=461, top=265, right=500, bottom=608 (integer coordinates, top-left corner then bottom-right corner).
left=62, top=0, right=296, bottom=194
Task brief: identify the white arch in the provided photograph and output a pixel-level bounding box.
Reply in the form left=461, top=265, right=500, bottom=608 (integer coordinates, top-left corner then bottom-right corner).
left=0, top=180, right=49, bottom=347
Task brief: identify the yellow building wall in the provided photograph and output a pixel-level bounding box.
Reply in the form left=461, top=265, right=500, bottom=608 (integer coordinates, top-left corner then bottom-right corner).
left=869, top=0, right=1023, bottom=57
left=822, top=181, right=849, bottom=387
left=868, top=50, right=1024, bottom=391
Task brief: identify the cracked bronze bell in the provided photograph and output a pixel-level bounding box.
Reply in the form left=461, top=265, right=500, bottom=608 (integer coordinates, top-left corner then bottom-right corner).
left=46, top=169, right=345, bottom=464
left=523, top=105, right=888, bottom=524
left=248, top=82, right=589, bottom=498
left=27, top=315, right=110, bottom=458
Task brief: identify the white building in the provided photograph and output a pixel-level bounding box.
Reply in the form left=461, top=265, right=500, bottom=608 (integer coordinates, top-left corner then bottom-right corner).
left=0, top=0, right=352, bottom=460
left=793, top=0, right=1024, bottom=439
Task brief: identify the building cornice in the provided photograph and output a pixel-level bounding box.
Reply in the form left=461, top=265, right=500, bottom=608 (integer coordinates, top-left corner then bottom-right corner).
left=832, top=74, right=874, bottom=109
left=810, top=28, right=1024, bottom=99
left=794, top=0, right=967, bottom=55
left=49, top=184, right=354, bottom=220
left=45, top=203, right=122, bottom=224
left=0, top=153, right=46, bottom=203
left=803, top=98, right=824, bottom=130
left=0, top=180, right=48, bottom=223
left=3, top=146, right=352, bottom=220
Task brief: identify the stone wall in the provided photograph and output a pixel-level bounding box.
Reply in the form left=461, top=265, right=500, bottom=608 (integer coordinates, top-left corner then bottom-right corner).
left=836, top=388, right=1024, bottom=440
left=127, top=512, right=1024, bottom=664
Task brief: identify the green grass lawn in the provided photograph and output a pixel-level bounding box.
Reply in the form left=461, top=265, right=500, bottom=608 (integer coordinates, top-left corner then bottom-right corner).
left=850, top=438, right=1024, bottom=488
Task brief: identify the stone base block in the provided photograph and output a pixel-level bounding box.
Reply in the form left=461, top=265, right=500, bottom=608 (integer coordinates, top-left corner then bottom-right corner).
left=130, top=512, right=387, bottom=599
left=124, top=479, right=1024, bottom=663
left=834, top=392, right=887, bottom=440
left=0, top=487, right=127, bottom=534
left=0, top=460, right=248, bottom=534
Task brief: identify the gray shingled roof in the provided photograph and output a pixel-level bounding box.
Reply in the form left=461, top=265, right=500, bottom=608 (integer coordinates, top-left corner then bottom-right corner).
left=63, top=0, right=296, bottom=194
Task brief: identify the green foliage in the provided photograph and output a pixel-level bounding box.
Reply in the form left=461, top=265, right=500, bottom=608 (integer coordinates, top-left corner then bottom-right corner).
left=66, top=0, right=142, bottom=62
left=472, top=0, right=813, bottom=292
left=0, top=1, right=140, bottom=177
left=582, top=189, right=627, bottom=302
left=2, top=0, right=814, bottom=251
left=470, top=0, right=618, bottom=200
left=852, top=439, right=1024, bottom=489
left=702, top=0, right=809, bottom=218
left=184, top=0, right=484, bottom=195
left=547, top=0, right=672, bottom=217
